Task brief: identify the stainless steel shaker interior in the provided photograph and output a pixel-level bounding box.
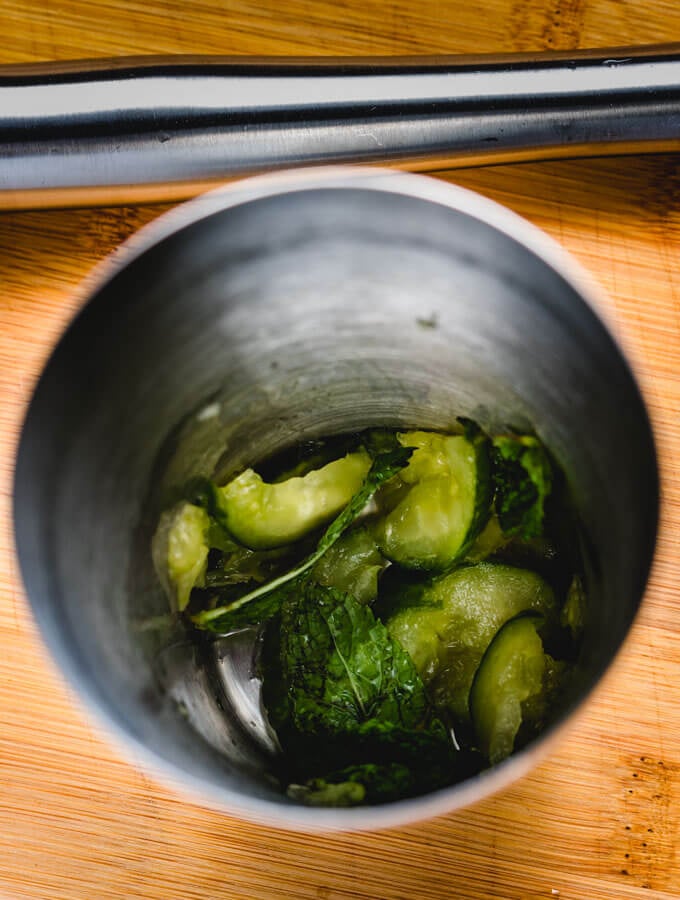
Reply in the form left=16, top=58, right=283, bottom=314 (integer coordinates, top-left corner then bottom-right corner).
left=2, top=44, right=680, bottom=208
left=13, top=171, right=658, bottom=829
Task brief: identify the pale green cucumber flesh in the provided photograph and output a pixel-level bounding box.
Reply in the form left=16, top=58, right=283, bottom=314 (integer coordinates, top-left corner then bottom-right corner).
left=470, top=612, right=547, bottom=765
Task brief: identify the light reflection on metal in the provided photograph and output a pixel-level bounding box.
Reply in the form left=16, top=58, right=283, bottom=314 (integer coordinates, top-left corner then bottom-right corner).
left=2, top=45, right=680, bottom=208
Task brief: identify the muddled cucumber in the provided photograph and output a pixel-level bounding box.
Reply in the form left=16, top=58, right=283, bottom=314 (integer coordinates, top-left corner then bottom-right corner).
left=373, top=428, right=492, bottom=571
left=383, top=562, right=556, bottom=722
left=215, top=449, right=372, bottom=549
left=470, top=612, right=549, bottom=765
left=312, top=526, right=386, bottom=604
left=152, top=501, right=210, bottom=612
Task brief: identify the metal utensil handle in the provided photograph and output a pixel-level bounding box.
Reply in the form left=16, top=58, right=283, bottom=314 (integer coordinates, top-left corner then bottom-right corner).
left=3, top=45, right=680, bottom=209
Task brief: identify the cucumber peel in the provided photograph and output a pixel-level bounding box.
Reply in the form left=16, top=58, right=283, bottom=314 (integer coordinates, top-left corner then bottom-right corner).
left=470, top=612, right=547, bottom=765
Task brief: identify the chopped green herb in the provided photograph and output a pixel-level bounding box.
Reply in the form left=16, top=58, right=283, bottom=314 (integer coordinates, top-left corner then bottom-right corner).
left=492, top=434, right=553, bottom=539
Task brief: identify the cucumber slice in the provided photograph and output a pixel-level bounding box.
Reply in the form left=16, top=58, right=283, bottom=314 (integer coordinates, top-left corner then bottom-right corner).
left=384, top=604, right=449, bottom=683
left=216, top=449, right=371, bottom=550
left=373, top=429, right=492, bottom=571
left=470, top=612, right=547, bottom=765
left=152, top=501, right=210, bottom=612
left=383, top=562, right=556, bottom=722
left=312, top=526, right=386, bottom=604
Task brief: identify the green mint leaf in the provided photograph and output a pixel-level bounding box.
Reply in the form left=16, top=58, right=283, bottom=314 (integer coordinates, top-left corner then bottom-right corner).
left=313, top=444, right=412, bottom=558
left=197, top=585, right=295, bottom=632
left=280, top=583, right=430, bottom=735
left=492, top=435, right=553, bottom=539
left=261, top=584, right=483, bottom=803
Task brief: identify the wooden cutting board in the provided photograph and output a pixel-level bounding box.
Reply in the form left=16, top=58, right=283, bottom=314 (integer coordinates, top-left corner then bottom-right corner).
left=0, top=2, right=679, bottom=898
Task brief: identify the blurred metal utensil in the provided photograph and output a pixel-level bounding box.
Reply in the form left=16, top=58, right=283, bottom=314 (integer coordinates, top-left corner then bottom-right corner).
left=2, top=44, right=680, bottom=209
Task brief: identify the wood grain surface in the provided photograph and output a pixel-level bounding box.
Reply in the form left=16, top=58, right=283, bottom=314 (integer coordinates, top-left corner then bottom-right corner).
left=1, top=2, right=679, bottom=899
